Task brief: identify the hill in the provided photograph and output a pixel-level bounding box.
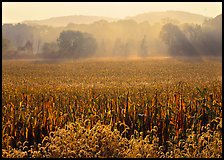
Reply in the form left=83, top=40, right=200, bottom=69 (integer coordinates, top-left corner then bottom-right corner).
left=23, top=15, right=118, bottom=27
left=126, top=10, right=209, bottom=24
left=203, top=14, right=222, bottom=29
left=22, top=11, right=210, bottom=27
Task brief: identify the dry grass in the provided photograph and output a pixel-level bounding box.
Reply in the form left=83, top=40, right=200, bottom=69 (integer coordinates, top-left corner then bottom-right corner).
left=2, top=58, right=222, bottom=158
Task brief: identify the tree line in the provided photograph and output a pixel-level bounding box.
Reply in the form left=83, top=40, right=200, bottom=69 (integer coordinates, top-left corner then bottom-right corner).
left=3, top=30, right=97, bottom=59
left=2, top=14, right=222, bottom=59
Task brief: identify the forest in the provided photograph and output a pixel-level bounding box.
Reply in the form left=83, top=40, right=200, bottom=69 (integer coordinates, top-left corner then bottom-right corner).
left=2, top=12, right=222, bottom=59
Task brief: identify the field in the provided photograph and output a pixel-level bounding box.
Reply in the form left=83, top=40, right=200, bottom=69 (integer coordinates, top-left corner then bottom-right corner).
left=2, top=58, right=222, bottom=158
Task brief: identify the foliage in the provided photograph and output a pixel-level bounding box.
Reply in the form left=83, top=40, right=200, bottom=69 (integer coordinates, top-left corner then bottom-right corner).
left=57, top=30, right=97, bottom=58
left=160, top=23, right=198, bottom=57
left=39, top=42, right=59, bottom=58
left=139, top=35, right=148, bottom=57
left=3, top=14, right=221, bottom=59
left=2, top=37, right=16, bottom=58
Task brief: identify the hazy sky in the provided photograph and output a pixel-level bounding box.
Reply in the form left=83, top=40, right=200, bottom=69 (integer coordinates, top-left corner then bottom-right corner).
left=2, top=2, right=222, bottom=24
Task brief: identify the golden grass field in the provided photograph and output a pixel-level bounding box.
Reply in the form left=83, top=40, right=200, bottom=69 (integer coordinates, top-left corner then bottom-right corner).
left=2, top=58, right=222, bottom=158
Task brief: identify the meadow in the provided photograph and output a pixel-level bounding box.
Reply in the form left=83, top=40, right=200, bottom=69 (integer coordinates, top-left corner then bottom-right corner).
left=2, top=58, right=222, bottom=158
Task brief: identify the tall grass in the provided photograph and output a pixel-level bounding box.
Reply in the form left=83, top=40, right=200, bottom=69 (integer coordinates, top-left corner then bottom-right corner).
left=2, top=59, right=222, bottom=158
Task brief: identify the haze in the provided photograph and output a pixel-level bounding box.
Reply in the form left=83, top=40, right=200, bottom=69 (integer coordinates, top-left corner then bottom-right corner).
left=2, top=2, right=222, bottom=60
left=2, top=2, right=222, bottom=24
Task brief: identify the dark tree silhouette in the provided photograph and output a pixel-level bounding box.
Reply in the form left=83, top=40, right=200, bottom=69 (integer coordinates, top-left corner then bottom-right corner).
left=57, top=30, right=97, bottom=58
left=160, top=23, right=199, bottom=57
left=40, top=42, right=59, bottom=58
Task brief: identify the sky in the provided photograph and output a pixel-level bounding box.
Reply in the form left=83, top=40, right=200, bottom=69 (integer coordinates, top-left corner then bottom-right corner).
left=2, top=2, right=222, bottom=24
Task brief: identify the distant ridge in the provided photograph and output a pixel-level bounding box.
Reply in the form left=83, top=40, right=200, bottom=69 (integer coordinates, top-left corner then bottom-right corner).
left=126, top=10, right=209, bottom=24
left=21, top=10, right=212, bottom=27
left=23, top=15, right=118, bottom=27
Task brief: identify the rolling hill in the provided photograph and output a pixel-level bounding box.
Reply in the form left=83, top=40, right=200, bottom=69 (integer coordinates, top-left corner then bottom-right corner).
left=126, top=11, right=209, bottom=24
left=22, top=11, right=211, bottom=27
left=23, top=15, right=118, bottom=27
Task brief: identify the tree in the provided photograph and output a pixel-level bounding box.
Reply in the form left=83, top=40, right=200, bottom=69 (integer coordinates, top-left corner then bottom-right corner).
left=17, top=40, right=34, bottom=56
left=2, top=37, right=16, bottom=58
left=2, top=23, right=35, bottom=48
left=113, top=38, right=123, bottom=57
left=201, top=15, right=222, bottom=57
left=113, top=38, right=132, bottom=57
left=182, top=23, right=202, bottom=42
left=160, top=23, right=199, bottom=57
left=57, top=30, right=97, bottom=58
left=139, top=35, right=148, bottom=57
left=182, top=17, right=222, bottom=57
left=40, top=42, right=59, bottom=58
left=2, top=37, right=10, bottom=54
